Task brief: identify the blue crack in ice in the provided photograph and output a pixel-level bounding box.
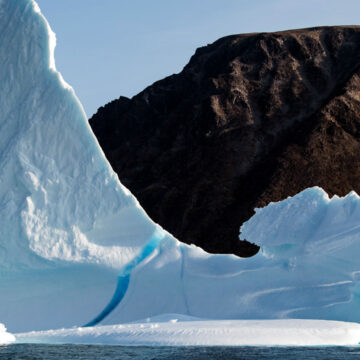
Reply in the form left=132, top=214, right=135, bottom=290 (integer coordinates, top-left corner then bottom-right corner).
left=83, top=227, right=165, bottom=327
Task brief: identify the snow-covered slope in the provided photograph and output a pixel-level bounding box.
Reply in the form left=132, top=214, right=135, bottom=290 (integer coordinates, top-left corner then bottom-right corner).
left=2, top=0, right=360, bottom=339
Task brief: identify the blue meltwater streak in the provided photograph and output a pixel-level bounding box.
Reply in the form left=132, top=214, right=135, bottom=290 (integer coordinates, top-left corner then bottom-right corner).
left=83, top=227, right=166, bottom=327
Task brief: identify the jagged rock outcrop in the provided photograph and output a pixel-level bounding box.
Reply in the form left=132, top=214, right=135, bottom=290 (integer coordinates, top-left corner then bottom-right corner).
left=90, top=26, right=360, bottom=257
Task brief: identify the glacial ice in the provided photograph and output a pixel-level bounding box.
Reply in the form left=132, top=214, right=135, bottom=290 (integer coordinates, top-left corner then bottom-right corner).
left=98, top=188, right=360, bottom=326
left=2, top=0, right=360, bottom=345
left=0, top=324, right=15, bottom=345
left=0, top=0, right=173, bottom=332
left=84, top=227, right=165, bottom=327
left=16, top=318, right=360, bottom=346
left=0, top=0, right=162, bottom=271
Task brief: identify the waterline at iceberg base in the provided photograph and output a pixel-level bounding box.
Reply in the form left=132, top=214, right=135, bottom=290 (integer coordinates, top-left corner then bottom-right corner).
left=1, top=0, right=360, bottom=346
left=14, top=317, right=360, bottom=347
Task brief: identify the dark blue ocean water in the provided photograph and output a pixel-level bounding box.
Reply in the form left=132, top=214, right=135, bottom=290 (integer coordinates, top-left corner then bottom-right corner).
left=1, top=345, right=360, bottom=360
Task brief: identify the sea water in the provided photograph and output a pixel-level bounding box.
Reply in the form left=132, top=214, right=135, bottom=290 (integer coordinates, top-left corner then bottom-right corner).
left=1, top=345, right=360, bottom=360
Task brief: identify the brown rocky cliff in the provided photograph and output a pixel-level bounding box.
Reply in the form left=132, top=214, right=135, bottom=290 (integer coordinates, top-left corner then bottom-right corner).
left=90, top=26, right=360, bottom=257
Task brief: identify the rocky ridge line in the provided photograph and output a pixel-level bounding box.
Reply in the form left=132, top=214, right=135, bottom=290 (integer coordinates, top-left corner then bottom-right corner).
left=90, top=26, right=360, bottom=257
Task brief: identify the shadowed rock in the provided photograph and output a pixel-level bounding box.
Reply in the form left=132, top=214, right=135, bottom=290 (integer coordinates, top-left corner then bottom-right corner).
left=90, top=26, right=360, bottom=257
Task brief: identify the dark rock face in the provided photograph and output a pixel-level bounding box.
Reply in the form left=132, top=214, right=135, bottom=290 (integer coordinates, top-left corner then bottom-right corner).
left=90, top=26, right=360, bottom=257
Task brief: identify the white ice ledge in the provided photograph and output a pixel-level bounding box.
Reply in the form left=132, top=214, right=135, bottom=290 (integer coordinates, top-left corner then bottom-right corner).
left=15, top=317, right=360, bottom=346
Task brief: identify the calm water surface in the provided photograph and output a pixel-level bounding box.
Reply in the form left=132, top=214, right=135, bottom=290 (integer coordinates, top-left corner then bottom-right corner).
left=1, top=345, right=360, bottom=359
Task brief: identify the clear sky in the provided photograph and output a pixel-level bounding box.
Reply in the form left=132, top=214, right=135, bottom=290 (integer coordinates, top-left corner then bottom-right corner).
left=36, top=0, right=360, bottom=118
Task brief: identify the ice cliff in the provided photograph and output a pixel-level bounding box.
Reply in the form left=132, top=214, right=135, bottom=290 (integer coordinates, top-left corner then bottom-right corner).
left=1, top=0, right=360, bottom=334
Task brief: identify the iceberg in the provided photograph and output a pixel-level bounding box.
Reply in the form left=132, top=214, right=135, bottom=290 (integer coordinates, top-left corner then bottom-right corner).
left=2, top=0, right=360, bottom=344
left=0, top=0, right=173, bottom=332
left=99, top=187, right=360, bottom=326
left=0, top=324, right=15, bottom=345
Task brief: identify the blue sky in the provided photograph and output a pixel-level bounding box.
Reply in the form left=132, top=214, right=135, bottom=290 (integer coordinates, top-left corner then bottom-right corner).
left=36, top=0, right=360, bottom=117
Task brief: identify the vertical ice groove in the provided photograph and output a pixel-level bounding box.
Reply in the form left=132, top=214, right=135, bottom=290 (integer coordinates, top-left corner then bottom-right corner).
left=84, top=227, right=166, bottom=327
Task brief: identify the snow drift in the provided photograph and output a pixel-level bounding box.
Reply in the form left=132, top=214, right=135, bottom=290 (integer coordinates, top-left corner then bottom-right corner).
left=1, top=0, right=360, bottom=343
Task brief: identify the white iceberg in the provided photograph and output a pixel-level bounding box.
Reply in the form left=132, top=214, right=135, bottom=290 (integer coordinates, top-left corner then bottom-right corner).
left=99, top=187, right=360, bottom=326
left=2, top=0, right=360, bottom=346
left=0, top=0, right=173, bottom=332
left=0, top=324, right=15, bottom=345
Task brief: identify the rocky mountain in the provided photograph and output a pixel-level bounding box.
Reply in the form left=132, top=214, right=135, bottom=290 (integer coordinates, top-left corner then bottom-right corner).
left=90, top=26, right=360, bottom=257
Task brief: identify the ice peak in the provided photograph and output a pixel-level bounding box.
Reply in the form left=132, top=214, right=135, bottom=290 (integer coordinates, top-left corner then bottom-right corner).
left=0, top=0, right=163, bottom=270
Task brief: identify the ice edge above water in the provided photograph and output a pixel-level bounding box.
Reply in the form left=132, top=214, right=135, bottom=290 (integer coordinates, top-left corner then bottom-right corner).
left=15, top=318, right=360, bottom=346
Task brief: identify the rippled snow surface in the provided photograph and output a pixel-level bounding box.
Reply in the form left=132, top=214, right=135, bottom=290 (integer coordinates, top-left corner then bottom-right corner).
left=2, top=345, right=360, bottom=360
